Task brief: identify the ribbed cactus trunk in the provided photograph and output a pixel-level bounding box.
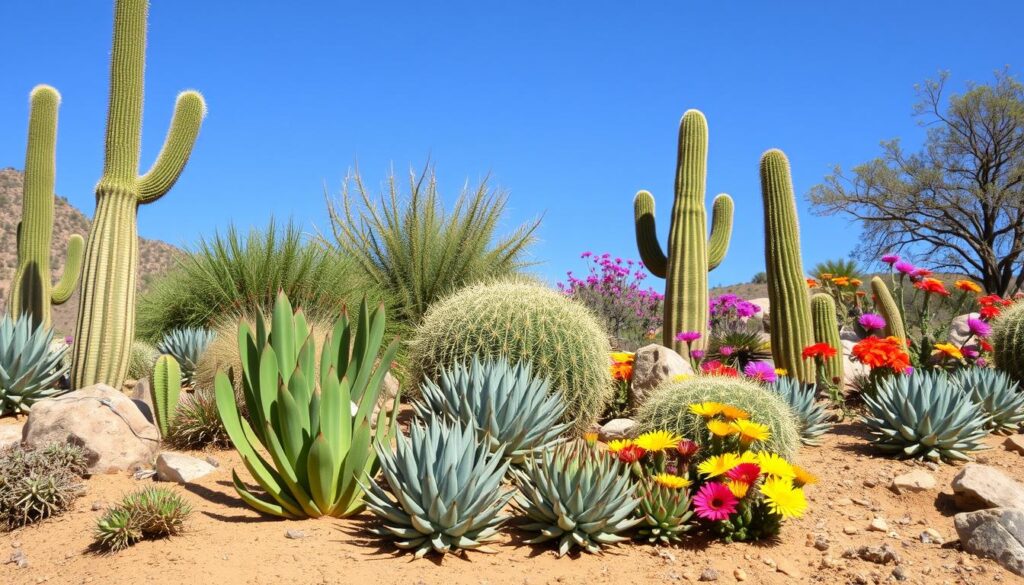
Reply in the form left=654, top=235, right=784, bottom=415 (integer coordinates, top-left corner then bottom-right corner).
left=633, top=110, right=734, bottom=354
left=8, top=86, right=83, bottom=330
left=72, top=0, right=205, bottom=389
left=810, top=293, right=844, bottom=386
left=870, top=276, right=907, bottom=344
left=760, top=149, right=814, bottom=384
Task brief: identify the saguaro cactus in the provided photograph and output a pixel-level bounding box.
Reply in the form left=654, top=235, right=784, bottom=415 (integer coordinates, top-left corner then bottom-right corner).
left=72, top=0, right=206, bottom=389
left=8, top=86, right=84, bottom=330
left=633, top=109, right=734, bottom=353
left=870, top=276, right=907, bottom=344
left=760, top=149, right=814, bottom=384
left=810, top=293, right=844, bottom=386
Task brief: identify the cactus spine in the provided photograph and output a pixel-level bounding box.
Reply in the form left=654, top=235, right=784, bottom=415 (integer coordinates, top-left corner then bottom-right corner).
left=72, top=0, right=206, bottom=389
left=8, top=86, right=84, bottom=330
left=870, top=276, right=907, bottom=344
left=633, top=110, right=734, bottom=353
left=150, top=354, right=182, bottom=438
left=810, top=293, right=844, bottom=385
left=760, top=149, right=814, bottom=384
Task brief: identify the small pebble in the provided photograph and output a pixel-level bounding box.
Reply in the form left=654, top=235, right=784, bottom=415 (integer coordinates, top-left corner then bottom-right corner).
left=698, top=567, right=718, bottom=582
left=868, top=518, right=889, bottom=532
left=733, top=568, right=746, bottom=581
left=813, top=536, right=829, bottom=551
left=285, top=529, right=306, bottom=539
left=843, top=526, right=860, bottom=535
left=892, top=565, right=908, bottom=581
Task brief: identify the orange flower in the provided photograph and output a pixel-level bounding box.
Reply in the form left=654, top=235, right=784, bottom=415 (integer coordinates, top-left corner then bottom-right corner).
left=831, top=276, right=851, bottom=286
left=850, top=278, right=863, bottom=287
left=806, top=278, right=819, bottom=289
left=611, top=362, right=633, bottom=382
left=955, top=280, right=982, bottom=294
left=913, top=277, right=950, bottom=297
left=852, top=336, right=910, bottom=372
left=802, top=343, right=837, bottom=360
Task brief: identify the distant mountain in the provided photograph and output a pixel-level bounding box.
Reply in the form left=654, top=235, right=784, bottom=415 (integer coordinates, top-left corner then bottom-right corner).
left=0, top=168, right=182, bottom=335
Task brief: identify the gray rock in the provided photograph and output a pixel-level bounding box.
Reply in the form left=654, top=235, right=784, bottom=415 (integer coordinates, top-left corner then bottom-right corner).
left=955, top=508, right=1024, bottom=576
left=0, top=422, right=23, bottom=450
left=951, top=464, right=1024, bottom=511
left=629, top=344, right=693, bottom=408
left=598, top=418, right=636, bottom=441
left=948, top=313, right=982, bottom=347
left=890, top=470, right=936, bottom=494
left=698, top=567, right=719, bottom=581
left=23, top=384, right=160, bottom=474
left=840, top=338, right=870, bottom=389
left=155, top=452, right=216, bottom=484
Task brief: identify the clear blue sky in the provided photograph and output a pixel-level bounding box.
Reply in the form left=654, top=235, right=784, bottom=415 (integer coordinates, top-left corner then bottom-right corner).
left=2, top=1, right=1021, bottom=288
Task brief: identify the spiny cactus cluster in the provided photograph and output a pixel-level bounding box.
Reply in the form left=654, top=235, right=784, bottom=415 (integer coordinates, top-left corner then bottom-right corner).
left=633, top=109, right=734, bottom=353
left=992, top=301, right=1024, bottom=383
left=0, top=442, right=88, bottom=529
left=94, top=486, right=191, bottom=552
left=410, top=280, right=613, bottom=434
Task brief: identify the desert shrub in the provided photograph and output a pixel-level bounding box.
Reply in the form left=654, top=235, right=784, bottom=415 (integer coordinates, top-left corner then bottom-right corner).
left=635, top=376, right=802, bottom=459
left=0, top=442, right=88, bottom=529
left=126, top=339, right=159, bottom=381
left=410, top=280, right=613, bottom=434
left=324, top=166, right=539, bottom=326
left=166, top=388, right=232, bottom=449
left=94, top=486, right=191, bottom=551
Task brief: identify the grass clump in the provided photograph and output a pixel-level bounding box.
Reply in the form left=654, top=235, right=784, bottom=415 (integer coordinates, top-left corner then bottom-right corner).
left=94, top=486, right=191, bottom=552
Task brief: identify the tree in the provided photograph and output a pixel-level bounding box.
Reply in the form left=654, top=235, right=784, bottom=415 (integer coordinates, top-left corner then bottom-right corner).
left=809, top=71, right=1024, bottom=295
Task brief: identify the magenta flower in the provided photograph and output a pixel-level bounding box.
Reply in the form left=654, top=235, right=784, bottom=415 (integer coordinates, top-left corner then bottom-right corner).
left=675, top=331, right=702, bottom=343
left=719, top=345, right=735, bottom=357
left=962, top=346, right=980, bottom=359
left=693, top=482, right=739, bottom=522
left=858, top=313, right=886, bottom=331
left=743, top=361, right=777, bottom=383
left=894, top=260, right=916, bottom=275
left=881, top=254, right=900, bottom=265
left=967, top=317, right=991, bottom=338
left=725, top=463, right=761, bottom=484
left=690, top=349, right=706, bottom=360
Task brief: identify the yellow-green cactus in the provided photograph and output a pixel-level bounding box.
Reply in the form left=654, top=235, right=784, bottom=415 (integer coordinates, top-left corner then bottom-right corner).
left=870, top=276, right=907, bottom=344
left=72, top=0, right=206, bottom=389
left=633, top=110, right=734, bottom=353
left=810, top=293, right=844, bottom=386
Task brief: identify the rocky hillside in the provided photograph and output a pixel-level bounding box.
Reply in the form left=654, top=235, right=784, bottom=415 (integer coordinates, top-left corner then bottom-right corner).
left=0, top=168, right=181, bottom=335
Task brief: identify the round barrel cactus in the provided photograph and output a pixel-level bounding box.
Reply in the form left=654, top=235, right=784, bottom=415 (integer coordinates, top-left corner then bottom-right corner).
left=992, top=302, right=1024, bottom=383
left=409, top=281, right=613, bottom=434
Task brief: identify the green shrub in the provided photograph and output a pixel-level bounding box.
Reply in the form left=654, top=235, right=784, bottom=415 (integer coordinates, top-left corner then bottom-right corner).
left=410, top=280, right=613, bottom=434
left=0, top=442, right=87, bottom=529
left=126, top=339, right=158, bottom=381
left=166, top=388, right=232, bottom=449
left=94, top=486, right=191, bottom=552
left=635, top=376, right=802, bottom=459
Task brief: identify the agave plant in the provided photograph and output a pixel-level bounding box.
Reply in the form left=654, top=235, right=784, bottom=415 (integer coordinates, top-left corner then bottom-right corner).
left=215, top=292, right=399, bottom=518
left=0, top=314, right=69, bottom=416
left=768, top=377, right=833, bottom=446
left=862, top=370, right=990, bottom=462
left=156, top=327, right=215, bottom=385
left=636, top=476, right=693, bottom=544
left=364, top=416, right=513, bottom=558
left=512, top=442, right=640, bottom=556
left=413, top=356, right=568, bottom=464
left=952, top=368, right=1024, bottom=434
left=708, top=330, right=772, bottom=370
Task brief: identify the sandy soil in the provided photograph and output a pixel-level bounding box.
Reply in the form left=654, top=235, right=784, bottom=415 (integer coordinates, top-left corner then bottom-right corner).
left=2, top=416, right=1023, bottom=585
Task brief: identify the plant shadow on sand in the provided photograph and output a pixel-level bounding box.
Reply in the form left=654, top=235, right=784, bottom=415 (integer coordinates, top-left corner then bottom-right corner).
left=189, top=480, right=281, bottom=524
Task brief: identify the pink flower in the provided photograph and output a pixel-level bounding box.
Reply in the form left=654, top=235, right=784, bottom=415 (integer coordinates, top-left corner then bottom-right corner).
left=858, top=313, right=886, bottom=331
left=743, top=361, right=777, bottom=383
left=894, top=261, right=916, bottom=275
left=725, top=463, right=761, bottom=485
left=675, top=331, right=702, bottom=343
left=881, top=254, right=900, bottom=265
left=693, top=482, right=739, bottom=522
left=967, top=317, right=991, bottom=338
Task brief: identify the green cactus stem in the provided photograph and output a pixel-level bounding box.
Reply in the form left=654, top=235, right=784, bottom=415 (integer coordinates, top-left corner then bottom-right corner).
left=810, top=293, right=844, bottom=386
left=870, top=276, right=907, bottom=344
left=8, top=86, right=84, bottom=330
left=760, top=149, right=814, bottom=384
left=633, top=109, right=734, bottom=353
left=72, top=0, right=206, bottom=389
left=150, top=354, right=182, bottom=438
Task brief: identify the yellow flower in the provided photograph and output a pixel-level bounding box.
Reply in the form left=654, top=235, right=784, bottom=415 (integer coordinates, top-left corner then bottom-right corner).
left=634, top=430, right=682, bottom=452
left=792, top=464, right=818, bottom=487
left=689, top=402, right=726, bottom=418
left=730, top=419, right=771, bottom=444
left=707, top=419, right=738, bottom=437
left=610, top=351, right=635, bottom=364
left=606, top=439, right=634, bottom=454
left=652, top=473, right=692, bottom=490
left=726, top=480, right=750, bottom=498
left=673, top=373, right=692, bottom=382
left=720, top=405, right=750, bottom=420
left=774, top=368, right=788, bottom=377
left=819, top=273, right=834, bottom=280
left=697, top=453, right=740, bottom=478
left=737, top=451, right=760, bottom=464
left=955, top=279, right=982, bottom=294
left=932, top=342, right=964, bottom=360
left=760, top=477, right=807, bottom=519
left=582, top=431, right=598, bottom=444
left=756, top=452, right=796, bottom=479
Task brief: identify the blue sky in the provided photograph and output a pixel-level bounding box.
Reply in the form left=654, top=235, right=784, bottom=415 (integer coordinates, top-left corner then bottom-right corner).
left=2, top=1, right=1021, bottom=288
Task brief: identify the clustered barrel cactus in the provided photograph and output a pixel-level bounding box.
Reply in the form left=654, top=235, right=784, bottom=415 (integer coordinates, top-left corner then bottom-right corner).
left=633, top=109, right=734, bottom=353
left=992, top=301, right=1024, bottom=383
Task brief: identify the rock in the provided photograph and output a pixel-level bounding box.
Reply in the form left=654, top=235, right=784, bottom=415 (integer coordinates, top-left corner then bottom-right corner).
left=948, top=313, right=982, bottom=347
left=6, top=549, right=28, bottom=569
left=955, top=508, right=1024, bottom=576
left=698, top=567, right=718, bottom=581
left=775, top=560, right=802, bottom=578
left=90, top=501, right=106, bottom=511
left=749, top=298, right=770, bottom=321
left=813, top=535, right=830, bottom=551
left=629, top=344, right=693, bottom=407
left=844, top=544, right=900, bottom=565
left=951, top=464, right=1024, bottom=511
left=891, top=566, right=908, bottom=581
left=869, top=518, right=889, bottom=532
left=204, top=456, right=220, bottom=468
left=1004, top=435, right=1024, bottom=456
left=843, top=525, right=860, bottom=535
left=22, top=384, right=160, bottom=474
left=919, top=529, right=943, bottom=545
left=891, top=470, right=936, bottom=494
left=129, top=378, right=156, bottom=424
left=598, top=418, right=637, bottom=441
left=0, top=422, right=23, bottom=450
left=155, top=452, right=216, bottom=484
left=733, top=568, right=746, bottom=581
left=285, top=529, right=307, bottom=539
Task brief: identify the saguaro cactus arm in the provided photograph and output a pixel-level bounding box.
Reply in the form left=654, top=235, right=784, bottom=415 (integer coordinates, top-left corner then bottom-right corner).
left=138, top=91, right=207, bottom=203
left=51, top=234, right=84, bottom=305
left=633, top=190, right=668, bottom=278
left=871, top=276, right=907, bottom=344
left=707, top=193, right=734, bottom=270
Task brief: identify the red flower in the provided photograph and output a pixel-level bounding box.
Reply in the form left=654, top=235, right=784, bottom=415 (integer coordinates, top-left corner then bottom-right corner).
left=980, top=305, right=1001, bottom=320
left=980, top=339, right=994, bottom=352
left=913, top=277, right=950, bottom=297
left=802, top=343, right=837, bottom=360
left=616, top=444, right=647, bottom=464
left=676, top=439, right=700, bottom=460
left=701, top=360, right=739, bottom=377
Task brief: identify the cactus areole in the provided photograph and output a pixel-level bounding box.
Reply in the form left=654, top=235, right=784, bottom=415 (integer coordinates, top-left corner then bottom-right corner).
left=72, top=0, right=206, bottom=389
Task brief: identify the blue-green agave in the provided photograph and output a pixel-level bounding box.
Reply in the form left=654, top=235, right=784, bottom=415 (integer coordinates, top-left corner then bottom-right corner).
left=157, top=327, right=215, bottom=385
left=862, top=371, right=990, bottom=462
left=952, top=368, right=1024, bottom=434
left=413, top=356, right=568, bottom=464
left=636, top=477, right=693, bottom=544
left=768, top=376, right=833, bottom=445
left=215, top=292, right=399, bottom=518
left=512, top=442, right=640, bottom=556
left=364, top=417, right=513, bottom=558
left=0, top=314, right=69, bottom=416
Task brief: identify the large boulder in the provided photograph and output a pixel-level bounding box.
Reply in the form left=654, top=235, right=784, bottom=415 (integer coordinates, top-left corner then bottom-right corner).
left=951, top=464, right=1024, bottom=511
left=22, top=384, right=160, bottom=474
left=949, top=313, right=983, bottom=347
left=955, top=508, right=1024, bottom=576
left=629, top=344, right=693, bottom=408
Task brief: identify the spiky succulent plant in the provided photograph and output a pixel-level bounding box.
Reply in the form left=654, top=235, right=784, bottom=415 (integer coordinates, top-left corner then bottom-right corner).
left=0, top=442, right=87, bottom=529
left=862, top=370, right=990, bottom=462
left=413, top=356, right=568, bottom=464
left=167, top=388, right=231, bottom=449
left=94, top=486, right=191, bottom=552
left=636, top=476, right=693, bottom=544
left=364, top=417, right=513, bottom=558
left=156, top=326, right=215, bottom=385
left=0, top=314, right=69, bottom=416
left=952, top=368, right=1024, bottom=434
left=512, top=442, right=640, bottom=556
left=768, top=377, right=833, bottom=446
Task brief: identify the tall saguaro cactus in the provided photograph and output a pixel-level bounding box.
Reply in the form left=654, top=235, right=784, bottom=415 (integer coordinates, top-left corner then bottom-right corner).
left=760, top=149, right=814, bottom=384
left=633, top=109, right=734, bottom=353
left=8, top=86, right=84, bottom=330
left=72, top=0, right=206, bottom=389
